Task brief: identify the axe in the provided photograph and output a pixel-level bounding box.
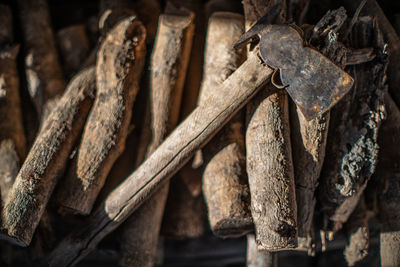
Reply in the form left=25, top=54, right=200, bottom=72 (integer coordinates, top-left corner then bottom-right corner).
left=48, top=8, right=353, bottom=266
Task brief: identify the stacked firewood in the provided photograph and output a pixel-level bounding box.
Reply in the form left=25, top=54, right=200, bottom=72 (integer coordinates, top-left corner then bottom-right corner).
left=0, top=0, right=399, bottom=266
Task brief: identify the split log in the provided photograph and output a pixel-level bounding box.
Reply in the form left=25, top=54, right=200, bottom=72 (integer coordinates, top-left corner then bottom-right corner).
left=0, top=67, right=96, bottom=247
left=199, top=11, right=253, bottom=238
left=48, top=50, right=274, bottom=267
left=55, top=17, right=146, bottom=215
left=120, top=8, right=194, bottom=266
left=243, top=0, right=298, bottom=250
left=16, top=0, right=66, bottom=118
left=291, top=7, right=347, bottom=252
left=0, top=5, right=27, bottom=201
left=318, top=16, right=386, bottom=233
left=57, top=25, right=90, bottom=77
left=375, top=93, right=400, bottom=267
left=247, top=234, right=278, bottom=267
left=343, top=195, right=369, bottom=267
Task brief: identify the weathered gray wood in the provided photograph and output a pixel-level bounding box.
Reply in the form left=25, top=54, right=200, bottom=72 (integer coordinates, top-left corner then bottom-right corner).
left=48, top=50, right=273, bottom=267
left=243, top=0, right=297, bottom=251
left=1, top=67, right=96, bottom=246
left=120, top=9, right=194, bottom=267
left=55, top=18, right=146, bottom=215
left=199, top=12, right=252, bottom=238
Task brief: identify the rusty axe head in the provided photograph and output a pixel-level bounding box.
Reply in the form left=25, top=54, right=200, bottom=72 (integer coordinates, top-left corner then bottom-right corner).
left=234, top=5, right=354, bottom=119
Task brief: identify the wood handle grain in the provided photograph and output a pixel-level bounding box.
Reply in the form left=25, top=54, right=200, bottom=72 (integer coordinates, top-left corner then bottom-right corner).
left=48, top=51, right=273, bottom=267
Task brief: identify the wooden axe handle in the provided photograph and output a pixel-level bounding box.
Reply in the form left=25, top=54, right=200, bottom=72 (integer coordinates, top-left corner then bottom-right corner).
left=48, top=50, right=273, bottom=266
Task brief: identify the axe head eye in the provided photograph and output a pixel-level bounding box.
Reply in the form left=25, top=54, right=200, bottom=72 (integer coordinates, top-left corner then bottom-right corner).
left=233, top=3, right=281, bottom=50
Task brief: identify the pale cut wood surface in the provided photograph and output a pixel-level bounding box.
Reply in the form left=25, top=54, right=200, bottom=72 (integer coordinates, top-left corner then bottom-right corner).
left=48, top=50, right=273, bottom=267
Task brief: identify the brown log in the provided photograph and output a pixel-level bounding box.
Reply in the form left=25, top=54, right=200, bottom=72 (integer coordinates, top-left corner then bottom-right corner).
left=16, top=0, right=66, bottom=118
left=247, top=234, right=278, bottom=267
left=55, top=17, right=146, bottom=215
left=375, top=93, right=400, bottom=267
left=120, top=8, right=194, bottom=266
left=318, top=16, right=386, bottom=232
left=48, top=50, right=274, bottom=267
left=291, top=7, right=347, bottom=252
left=0, top=5, right=27, bottom=201
left=57, top=25, right=90, bottom=77
left=243, top=0, right=297, bottom=251
left=343, top=196, right=369, bottom=267
left=0, top=67, right=96, bottom=247
left=199, top=11, right=253, bottom=238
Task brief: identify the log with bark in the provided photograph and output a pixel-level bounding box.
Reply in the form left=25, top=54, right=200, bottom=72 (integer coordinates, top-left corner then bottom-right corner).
left=198, top=11, right=253, bottom=238
left=0, top=67, right=96, bottom=246
left=243, top=0, right=298, bottom=251
left=55, top=17, right=146, bottom=215
left=120, top=6, right=195, bottom=266
left=318, top=15, right=387, bottom=233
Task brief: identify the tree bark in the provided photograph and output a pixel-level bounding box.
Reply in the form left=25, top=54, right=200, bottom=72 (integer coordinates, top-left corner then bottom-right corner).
left=0, top=67, right=96, bottom=247
left=120, top=8, right=195, bottom=267
left=48, top=50, right=273, bottom=267
left=199, top=11, right=253, bottom=238
left=55, top=17, right=146, bottom=215
left=319, top=16, right=386, bottom=233
left=16, top=0, right=66, bottom=118
left=243, top=0, right=298, bottom=251
left=291, top=7, right=347, bottom=253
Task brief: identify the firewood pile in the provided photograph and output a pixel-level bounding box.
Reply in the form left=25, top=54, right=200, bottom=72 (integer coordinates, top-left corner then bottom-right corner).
left=0, top=0, right=399, bottom=266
